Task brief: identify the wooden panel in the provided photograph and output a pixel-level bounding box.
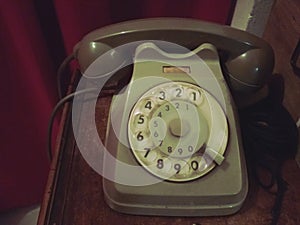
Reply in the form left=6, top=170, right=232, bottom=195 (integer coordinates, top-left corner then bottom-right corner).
left=263, top=0, right=300, bottom=120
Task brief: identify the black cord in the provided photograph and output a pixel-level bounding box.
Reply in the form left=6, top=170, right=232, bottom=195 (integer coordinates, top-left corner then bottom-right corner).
left=56, top=54, right=121, bottom=99
left=57, top=53, right=75, bottom=99
left=47, top=88, right=97, bottom=161
left=240, top=101, right=298, bottom=225
left=47, top=86, right=118, bottom=162
left=271, top=175, right=288, bottom=225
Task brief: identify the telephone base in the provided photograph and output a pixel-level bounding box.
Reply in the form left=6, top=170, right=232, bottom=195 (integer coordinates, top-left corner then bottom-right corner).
left=103, top=116, right=248, bottom=217
left=103, top=179, right=247, bottom=217
left=101, top=42, right=248, bottom=217
left=104, top=200, right=243, bottom=217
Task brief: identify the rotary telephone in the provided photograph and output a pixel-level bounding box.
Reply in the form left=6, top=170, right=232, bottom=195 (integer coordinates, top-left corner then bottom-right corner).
left=72, top=18, right=274, bottom=216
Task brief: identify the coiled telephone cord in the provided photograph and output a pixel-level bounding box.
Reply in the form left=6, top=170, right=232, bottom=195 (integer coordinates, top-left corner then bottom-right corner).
left=240, top=98, right=298, bottom=225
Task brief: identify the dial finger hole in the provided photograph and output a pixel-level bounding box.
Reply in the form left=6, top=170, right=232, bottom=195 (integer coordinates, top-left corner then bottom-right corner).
left=154, top=88, right=170, bottom=104
left=130, top=131, right=152, bottom=150
left=169, top=84, right=187, bottom=100
left=187, top=87, right=203, bottom=105
left=135, top=98, right=157, bottom=115
left=141, top=148, right=158, bottom=162
left=130, top=113, right=148, bottom=132
left=173, top=160, right=190, bottom=176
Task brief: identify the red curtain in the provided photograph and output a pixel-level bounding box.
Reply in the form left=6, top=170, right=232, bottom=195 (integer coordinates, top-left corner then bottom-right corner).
left=0, top=0, right=234, bottom=211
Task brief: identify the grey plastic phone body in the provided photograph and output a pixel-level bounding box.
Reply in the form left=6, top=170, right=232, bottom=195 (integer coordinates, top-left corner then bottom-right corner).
left=74, top=18, right=274, bottom=216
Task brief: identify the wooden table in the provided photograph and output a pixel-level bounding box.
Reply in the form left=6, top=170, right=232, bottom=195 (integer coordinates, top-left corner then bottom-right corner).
left=38, top=0, right=300, bottom=224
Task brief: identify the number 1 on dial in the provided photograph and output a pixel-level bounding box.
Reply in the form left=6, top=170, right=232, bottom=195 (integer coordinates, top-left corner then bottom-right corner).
left=192, top=92, right=197, bottom=101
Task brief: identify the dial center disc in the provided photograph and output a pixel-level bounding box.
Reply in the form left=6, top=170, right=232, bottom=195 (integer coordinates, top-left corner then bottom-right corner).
left=169, top=118, right=190, bottom=137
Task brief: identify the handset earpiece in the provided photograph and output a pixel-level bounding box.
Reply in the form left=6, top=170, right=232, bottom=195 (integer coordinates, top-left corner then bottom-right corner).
left=74, top=40, right=125, bottom=78
left=224, top=48, right=274, bottom=94
left=223, top=47, right=274, bottom=108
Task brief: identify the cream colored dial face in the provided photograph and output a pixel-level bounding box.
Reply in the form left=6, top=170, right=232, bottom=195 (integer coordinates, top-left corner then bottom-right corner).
left=128, top=82, right=228, bottom=182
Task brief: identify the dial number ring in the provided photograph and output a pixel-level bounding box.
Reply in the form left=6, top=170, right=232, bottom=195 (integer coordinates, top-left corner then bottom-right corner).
left=128, top=82, right=228, bottom=182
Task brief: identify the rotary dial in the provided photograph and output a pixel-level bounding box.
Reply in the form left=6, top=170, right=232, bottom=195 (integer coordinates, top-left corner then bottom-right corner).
left=128, top=82, right=228, bottom=182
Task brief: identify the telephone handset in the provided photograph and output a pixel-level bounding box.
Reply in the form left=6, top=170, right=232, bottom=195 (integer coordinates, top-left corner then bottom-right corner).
left=73, top=18, right=274, bottom=216
left=76, top=18, right=274, bottom=95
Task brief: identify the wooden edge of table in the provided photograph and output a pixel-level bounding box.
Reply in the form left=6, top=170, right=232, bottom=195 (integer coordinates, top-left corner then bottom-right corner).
left=37, top=71, right=79, bottom=225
